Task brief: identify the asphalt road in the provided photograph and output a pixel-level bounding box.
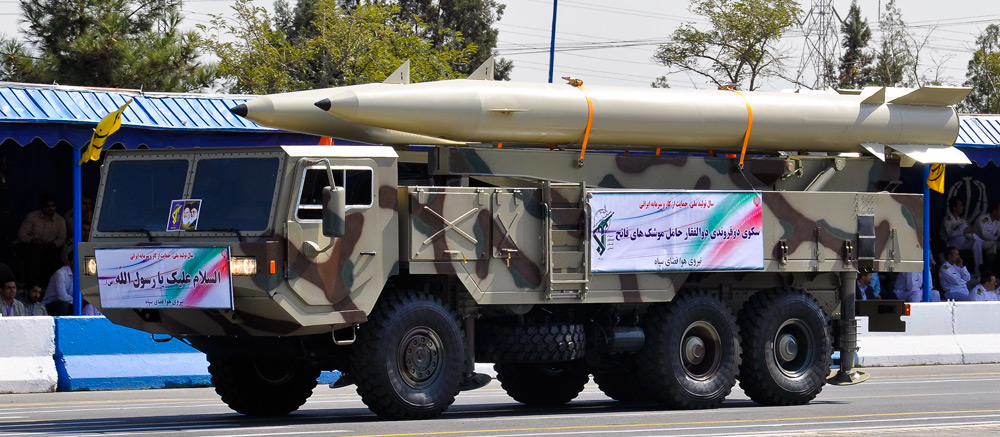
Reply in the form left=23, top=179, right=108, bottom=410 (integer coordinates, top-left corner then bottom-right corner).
left=3, top=364, right=1000, bottom=437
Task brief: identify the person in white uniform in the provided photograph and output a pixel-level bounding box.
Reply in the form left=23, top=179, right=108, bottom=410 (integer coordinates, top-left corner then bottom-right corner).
left=969, top=271, right=999, bottom=302
left=942, top=196, right=984, bottom=274
left=893, top=271, right=941, bottom=302
left=975, top=202, right=1000, bottom=271
left=939, top=246, right=973, bottom=301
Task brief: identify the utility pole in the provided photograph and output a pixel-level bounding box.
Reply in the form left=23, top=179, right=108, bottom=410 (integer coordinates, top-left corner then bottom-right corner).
left=796, top=0, right=842, bottom=89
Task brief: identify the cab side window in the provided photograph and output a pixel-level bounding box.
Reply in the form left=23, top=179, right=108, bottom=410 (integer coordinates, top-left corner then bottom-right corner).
left=297, top=168, right=373, bottom=220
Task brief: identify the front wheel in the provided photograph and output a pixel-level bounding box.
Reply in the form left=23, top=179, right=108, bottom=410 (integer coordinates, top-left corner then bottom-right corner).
left=737, top=287, right=832, bottom=406
left=351, top=292, right=465, bottom=420
left=636, top=290, right=740, bottom=409
left=208, top=355, right=319, bottom=416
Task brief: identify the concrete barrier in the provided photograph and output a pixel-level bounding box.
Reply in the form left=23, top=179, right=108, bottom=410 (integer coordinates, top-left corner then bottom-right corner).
left=54, top=317, right=213, bottom=391
left=858, top=301, right=1000, bottom=366
left=53, top=317, right=342, bottom=391
left=0, top=317, right=58, bottom=393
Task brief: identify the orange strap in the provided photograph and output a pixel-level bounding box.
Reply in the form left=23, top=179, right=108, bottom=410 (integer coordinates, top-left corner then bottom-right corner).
left=573, top=83, right=594, bottom=165
left=730, top=90, right=753, bottom=170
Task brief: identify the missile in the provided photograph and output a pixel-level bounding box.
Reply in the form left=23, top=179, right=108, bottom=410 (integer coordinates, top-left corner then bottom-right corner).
left=310, top=79, right=972, bottom=164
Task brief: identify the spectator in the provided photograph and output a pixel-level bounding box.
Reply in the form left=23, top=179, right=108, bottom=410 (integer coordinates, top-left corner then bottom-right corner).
left=941, top=196, right=984, bottom=274
left=23, top=281, right=47, bottom=316
left=2, top=278, right=27, bottom=317
left=893, top=271, right=941, bottom=302
left=940, top=246, right=973, bottom=301
left=856, top=267, right=876, bottom=300
left=975, top=201, right=1000, bottom=271
left=63, top=194, right=94, bottom=241
left=16, top=194, right=67, bottom=284
left=82, top=299, right=102, bottom=316
left=42, top=249, right=73, bottom=316
left=970, top=271, right=999, bottom=302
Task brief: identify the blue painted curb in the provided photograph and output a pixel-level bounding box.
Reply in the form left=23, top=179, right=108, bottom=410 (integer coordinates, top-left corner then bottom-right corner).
left=53, top=317, right=341, bottom=391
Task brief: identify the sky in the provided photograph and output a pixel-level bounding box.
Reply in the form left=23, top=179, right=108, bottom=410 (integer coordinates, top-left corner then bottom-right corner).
left=0, top=0, right=997, bottom=91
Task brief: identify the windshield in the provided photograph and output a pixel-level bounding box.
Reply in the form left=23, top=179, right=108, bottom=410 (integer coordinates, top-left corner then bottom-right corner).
left=98, top=160, right=188, bottom=232
left=98, top=156, right=280, bottom=233
left=191, top=157, right=280, bottom=231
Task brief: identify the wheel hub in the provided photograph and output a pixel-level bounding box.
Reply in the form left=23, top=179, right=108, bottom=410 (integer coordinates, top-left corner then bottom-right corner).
left=684, top=336, right=706, bottom=364
left=680, top=321, right=722, bottom=380
left=777, top=333, right=798, bottom=362
left=773, top=318, right=815, bottom=377
left=398, top=327, right=442, bottom=388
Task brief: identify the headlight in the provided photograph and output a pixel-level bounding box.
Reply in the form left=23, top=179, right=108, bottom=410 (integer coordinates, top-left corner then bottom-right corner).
left=230, top=257, right=257, bottom=276
left=84, top=257, right=97, bottom=276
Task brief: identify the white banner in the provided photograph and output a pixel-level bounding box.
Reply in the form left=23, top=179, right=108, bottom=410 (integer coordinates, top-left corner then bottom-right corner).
left=590, top=192, right=764, bottom=273
left=96, top=247, right=233, bottom=309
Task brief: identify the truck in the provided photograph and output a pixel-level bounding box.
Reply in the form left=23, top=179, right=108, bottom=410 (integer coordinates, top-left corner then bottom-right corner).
left=80, top=70, right=962, bottom=420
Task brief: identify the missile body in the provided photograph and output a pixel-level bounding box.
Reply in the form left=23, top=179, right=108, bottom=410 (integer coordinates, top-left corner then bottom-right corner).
left=232, top=86, right=464, bottom=145
left=315, top=80, right=966, bottom=154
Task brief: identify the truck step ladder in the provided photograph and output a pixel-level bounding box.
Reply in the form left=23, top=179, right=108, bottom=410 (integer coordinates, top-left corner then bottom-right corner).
left=543, top=181, right=590, bottom=300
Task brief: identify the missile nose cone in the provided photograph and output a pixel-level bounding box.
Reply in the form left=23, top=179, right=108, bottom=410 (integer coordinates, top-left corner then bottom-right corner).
left=230, top=103, right=248, bottom=118
left=315, top=91, right=360, bottom=121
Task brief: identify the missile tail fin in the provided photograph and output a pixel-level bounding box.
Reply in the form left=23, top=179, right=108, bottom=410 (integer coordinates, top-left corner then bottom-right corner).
left=860, top=87, right=887, bottom=105
left=861, top=142, right=887, bottom=161
left=890, top=144, right=971, bottom=165
left=467, top=56, right=495, bottom=81
left=889, top=86, right=972, bottom=107
left=383, top=60, right=410, bottom=84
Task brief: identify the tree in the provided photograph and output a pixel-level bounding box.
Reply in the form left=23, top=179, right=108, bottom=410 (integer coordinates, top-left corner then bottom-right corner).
left=206, top=0, right=474, bottom=94
left=837, top=0, right=873, bottom=89
left=652, top=0, right=801, bottom=91
left=870, top=0, right=915, bottom=87
left=0, top=0, right=215, bottom=91
left=962, top=24, right=1000, bottom=113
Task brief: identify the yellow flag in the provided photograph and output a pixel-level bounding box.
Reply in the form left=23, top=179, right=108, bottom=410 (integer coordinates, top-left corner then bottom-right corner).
left=927, top=163, right=945, bottom=194
left=79, top=98, right=133, bottom=166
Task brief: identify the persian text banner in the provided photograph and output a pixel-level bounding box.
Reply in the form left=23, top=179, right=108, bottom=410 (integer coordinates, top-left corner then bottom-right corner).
left=590, top=192, right=764, bottom=273
left=96, top=247, right=234, bottom=309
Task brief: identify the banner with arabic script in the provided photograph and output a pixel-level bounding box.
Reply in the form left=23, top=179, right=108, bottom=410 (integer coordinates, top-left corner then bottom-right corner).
left=96, top=247, right=234, bottom=309
left=590, top=192, right=764, bottom=273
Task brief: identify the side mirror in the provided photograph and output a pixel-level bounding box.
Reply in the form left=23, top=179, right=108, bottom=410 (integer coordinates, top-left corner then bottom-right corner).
left=322, top=186, right=346, bottom=237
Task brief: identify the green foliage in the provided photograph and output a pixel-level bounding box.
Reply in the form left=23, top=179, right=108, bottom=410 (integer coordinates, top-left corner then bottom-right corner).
left=207, top=0, right=475, bottom=94
left=870, top=0, right=915, bottom=87
left=962, top=24, right=1000, bottom=114
left=653, top=0, right=801, bottom=91
left=0, top=0, right=215, bottom=91
left=837, top=0, right=873, bottom=89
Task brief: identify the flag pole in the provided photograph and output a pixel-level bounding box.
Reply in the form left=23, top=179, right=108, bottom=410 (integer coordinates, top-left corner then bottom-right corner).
left=73, top=146, right=82, bottom=315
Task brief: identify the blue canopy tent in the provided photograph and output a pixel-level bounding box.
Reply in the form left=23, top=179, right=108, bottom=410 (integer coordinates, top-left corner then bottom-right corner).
left=0, top=82, right=334, bottom=314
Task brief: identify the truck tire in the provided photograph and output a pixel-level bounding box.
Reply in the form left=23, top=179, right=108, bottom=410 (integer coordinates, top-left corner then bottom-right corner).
left=593, top=367, right=650, bottom=402
left=479, top=323, right=586, bottom=363
left=494, top=362, right=590, bottom=405
left=208, top=355, right=320, bottom=416
left=350, top=292, right=464, bottom=420
left=737, top=287, right=831, bottom=406
left=636, top=290, right=740, bottom=409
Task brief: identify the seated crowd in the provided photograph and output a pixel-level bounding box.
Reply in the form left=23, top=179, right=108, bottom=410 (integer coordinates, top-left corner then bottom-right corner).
left=1, top=194, right=100, bottom=317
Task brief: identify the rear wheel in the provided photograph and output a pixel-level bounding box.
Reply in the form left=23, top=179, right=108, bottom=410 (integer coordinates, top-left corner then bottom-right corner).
left=737, top=287, right=831, bottom=406
left=636, top=290, right=740, bottom=409
left=594, top=364, right=650, bottom=402
left=351, top=292, right=464, bottom=420
left=495, top=362, right=589, bottom=406
left=208, top=355, right=319, bottom=416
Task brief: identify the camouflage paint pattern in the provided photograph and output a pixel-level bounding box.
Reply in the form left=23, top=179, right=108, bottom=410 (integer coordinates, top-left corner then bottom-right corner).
left=81, top=145, right=924, bottom=337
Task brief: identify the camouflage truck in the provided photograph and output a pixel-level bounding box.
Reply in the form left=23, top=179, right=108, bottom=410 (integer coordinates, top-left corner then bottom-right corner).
left=80, top=143, right=913, bottom=419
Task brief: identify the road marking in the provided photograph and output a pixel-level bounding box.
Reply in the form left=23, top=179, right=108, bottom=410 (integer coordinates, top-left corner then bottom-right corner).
left=870, top=371, right=1000, bottom=379
left=330, top=409, right=1000, bottom=437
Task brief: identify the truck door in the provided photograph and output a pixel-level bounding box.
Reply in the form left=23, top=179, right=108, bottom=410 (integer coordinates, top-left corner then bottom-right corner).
left=285, top=161, right=381, bottom=316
